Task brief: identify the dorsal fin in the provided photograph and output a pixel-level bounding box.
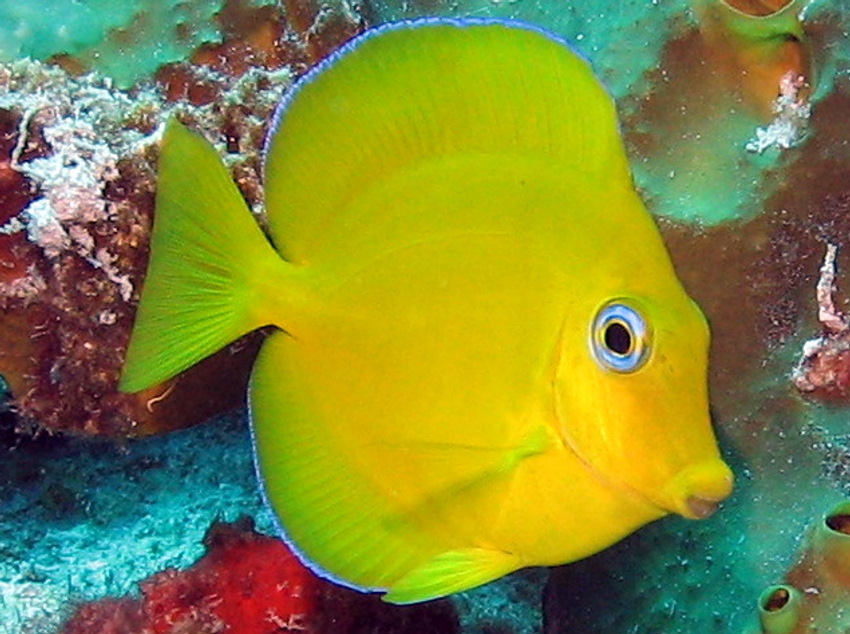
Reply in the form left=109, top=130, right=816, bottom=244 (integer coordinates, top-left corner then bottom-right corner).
left=262, top=18, right=631, bottom=262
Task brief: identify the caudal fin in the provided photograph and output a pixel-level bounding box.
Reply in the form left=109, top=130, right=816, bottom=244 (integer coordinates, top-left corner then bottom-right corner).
left=120, top=119, right=283, bottom=393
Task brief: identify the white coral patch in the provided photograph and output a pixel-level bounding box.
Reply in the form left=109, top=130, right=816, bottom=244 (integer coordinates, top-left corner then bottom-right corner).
left=746, top=72, right=812, bottom=154
left=23, top=197, right=71, bottom=258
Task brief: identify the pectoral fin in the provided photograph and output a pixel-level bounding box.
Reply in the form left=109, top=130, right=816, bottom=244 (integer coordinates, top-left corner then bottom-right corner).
left=383, top=548, right=523, bottom=604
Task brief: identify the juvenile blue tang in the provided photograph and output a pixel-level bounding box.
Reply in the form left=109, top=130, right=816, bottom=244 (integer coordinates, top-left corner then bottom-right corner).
left=120, top=18, right=734, bottom=604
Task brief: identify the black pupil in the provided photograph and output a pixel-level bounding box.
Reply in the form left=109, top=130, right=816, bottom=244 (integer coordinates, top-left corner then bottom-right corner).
left=604, top=322, right=632, bottom=355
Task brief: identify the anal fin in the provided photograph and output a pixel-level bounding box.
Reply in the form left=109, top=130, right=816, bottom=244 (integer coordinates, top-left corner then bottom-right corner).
left=383, top=548, right=522, bottom=604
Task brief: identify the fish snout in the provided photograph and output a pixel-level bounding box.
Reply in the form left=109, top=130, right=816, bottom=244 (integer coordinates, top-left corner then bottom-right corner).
left=665, top=459, right=734, bottom=520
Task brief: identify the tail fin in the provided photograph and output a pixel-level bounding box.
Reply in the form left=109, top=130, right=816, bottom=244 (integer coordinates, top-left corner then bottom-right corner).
left=120, top=119, right=283, bottom=393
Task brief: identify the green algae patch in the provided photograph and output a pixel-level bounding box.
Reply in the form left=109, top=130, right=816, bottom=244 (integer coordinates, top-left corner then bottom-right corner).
left=0, top=0, right=275, bottom=88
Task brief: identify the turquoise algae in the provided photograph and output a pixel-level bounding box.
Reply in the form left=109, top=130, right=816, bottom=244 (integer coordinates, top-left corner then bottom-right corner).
left=0, top=0, right=276, bottom=88
left=2, top=1, right=850, bottom=633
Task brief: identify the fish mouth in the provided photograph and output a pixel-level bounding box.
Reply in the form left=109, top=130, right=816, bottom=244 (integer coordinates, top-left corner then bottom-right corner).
left=553, top=408, right=733, bottom=520
left=685, top=495, right=722, bottom=520
left=618, top=467, right=733, bottom=521
left=663, top=459, right=735, bottom=520
left=586, top=456, right=734, bottom=520
left=549, top=367, right=733, bottom=520
left=560, top=430, right=733, bottom=520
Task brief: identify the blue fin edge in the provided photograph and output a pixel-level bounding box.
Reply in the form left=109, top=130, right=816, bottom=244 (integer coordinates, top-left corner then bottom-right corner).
left=246, top=391, right=384, bottom=595
left=252, top=14, right=587, bottom=598
left=261, top=16, right=589, bottom=168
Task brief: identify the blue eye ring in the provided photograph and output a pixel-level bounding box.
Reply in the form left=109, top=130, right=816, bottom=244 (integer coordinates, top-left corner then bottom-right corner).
left=591, top=302, right=650, bottom=373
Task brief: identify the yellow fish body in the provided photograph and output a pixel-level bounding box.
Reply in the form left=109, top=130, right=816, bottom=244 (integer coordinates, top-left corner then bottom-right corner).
left=121, top=18, right=734, bottom=603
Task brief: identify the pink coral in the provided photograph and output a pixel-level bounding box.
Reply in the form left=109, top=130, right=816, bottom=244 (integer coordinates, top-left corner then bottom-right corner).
left=61, top=518, right=320, bottom=634
left=0, top=1, right=364, bottom=438
left=793, top=243, right=850, bottom=399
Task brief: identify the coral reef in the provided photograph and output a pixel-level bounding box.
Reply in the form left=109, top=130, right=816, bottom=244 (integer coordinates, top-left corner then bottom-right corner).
left=59, top=516, right=464, bottom=634
left=748, top=501, right=850, bottom=634
left=60, top=517, right=321, bottom=633
left=0, top=0, right=233, bottom=87
left=5, top=1, right=850, bottom=633
left=373, top=0, right=690, bottom=101
left=0, top=58, right=261, bottom=438
left=747, top=70, right=812, bottom=154
left=792, top=243, right=850, bottom=400
left=539, top=2, right=850, bottom=631
left=624, top=0, right=813, bottom=225
left=0, top=410, right=472, bottom=634
left=690, top=0, right=808, bottom=119
left=60, top=516, right=459, bottom=634
left=375, top=0, right=815, bottom=226
left=0, top=0, right=364, bottom=437
left=0, top=0, right=366, bottom=89
left=0, top=412, right=269, bottom=634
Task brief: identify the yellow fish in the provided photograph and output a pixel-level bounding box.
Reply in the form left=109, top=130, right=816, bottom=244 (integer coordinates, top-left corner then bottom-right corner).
left=121, top=18, right=734, bottom=604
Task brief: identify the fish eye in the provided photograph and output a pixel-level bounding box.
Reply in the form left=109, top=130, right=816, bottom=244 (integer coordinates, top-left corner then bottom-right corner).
left=591, top=302, right=650, bottom=373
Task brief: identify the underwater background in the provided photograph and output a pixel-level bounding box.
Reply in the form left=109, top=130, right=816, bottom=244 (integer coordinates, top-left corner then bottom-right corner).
left=2, top=0, right=850, bottom=632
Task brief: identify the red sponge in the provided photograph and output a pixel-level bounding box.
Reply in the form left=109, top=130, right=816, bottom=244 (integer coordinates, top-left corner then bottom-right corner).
left=62, top=517, right=319, bottom=634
